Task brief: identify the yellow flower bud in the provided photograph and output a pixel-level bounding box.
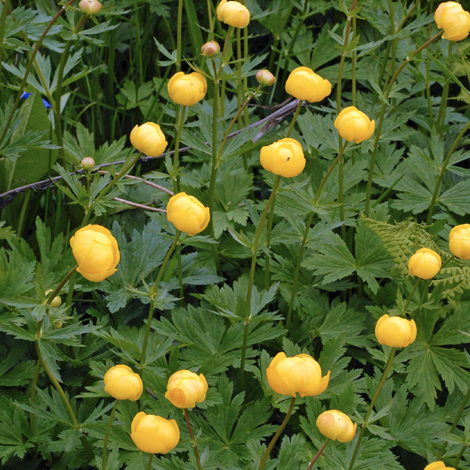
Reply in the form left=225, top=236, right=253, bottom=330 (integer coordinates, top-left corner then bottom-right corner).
left=81, top=157, right=95, bottom=169
left=285, top=67, right=331, bottom=103
left=316, top=410, right=357, bottom=443
left=266, top=352, right=330, bottom=397
left=166, top=192, right=210, bottom=236
left=70, top=224, right=120, bottom=282
left=168, top=72, right=207, bottom=107
left=435, top=2, right=470, bottom=41
left=79, top=0, right=102, bottom=14
left=217, top=0, right=250, bottom=28
left=449, top=224, right=470, bottom=259
left=256, top=69, right=276, bottom=86
left=334, top=106, right=375, bottom=144
left=45, top=289, right=61, bottom=308
left=165, top=370, right=208, bottom=409
left=375, top=314, right=417, bottom=348
left=103, top=365, right=143, bottom=401
left=408, top=248, right=442, bottom=279
left=130, top=122, right=168, bottom=157
left=131, top=412, right=179, bottom=454
left=260, top=138, right=306, bottom=178
left=424, top=462, right=455, bottom=470
left=53, top=321, right=63, bottom=329
left=201, top=41, right=220, bottom=57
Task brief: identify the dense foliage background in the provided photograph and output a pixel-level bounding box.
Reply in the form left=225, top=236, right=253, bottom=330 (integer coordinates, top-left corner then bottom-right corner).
left=1, top=0, right=470, bottom=469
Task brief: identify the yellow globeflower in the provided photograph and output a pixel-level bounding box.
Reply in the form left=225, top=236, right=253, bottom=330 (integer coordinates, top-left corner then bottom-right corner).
left=165, top=370, right=208, bottom=409
left=103, top=365, right=143, bottom=401
left=375, top=314, right=417, bottom=348
left=266, top=352, right=330, bottom=397
left=285, top=67, right=331, bottom=103
left=70, top=225, right=120, bottom=282
left=435, top=2, right=470, bottom=41
left=130, top=412, right=180, bottom=454
left=166, top=192, right=210, bottom=236
left=449, top=224, right=470, bottom=260
left=260, top=138, right=306, bottom=178
left=130, top=122, right=168, bottom=157
left=217, top=0, right=250, bottom=28
left=424, top=462, right=455, bottom=470
left=168, top=72, right=207, bottom=107
left=316, top=410, right=357, bottom=443
left=408, top=248, right=442, bottom=279
left=334, top=106, right=375, bottom=144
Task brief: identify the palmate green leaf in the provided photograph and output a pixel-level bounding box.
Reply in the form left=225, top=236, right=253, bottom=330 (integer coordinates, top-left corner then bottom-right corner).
left=201, top=375, right=276, bottom=466
left=302, top=221, right=392, bottom=294
left=407, top=306, right=470, bottom=409
left=0, top=347, right=35, bottom=387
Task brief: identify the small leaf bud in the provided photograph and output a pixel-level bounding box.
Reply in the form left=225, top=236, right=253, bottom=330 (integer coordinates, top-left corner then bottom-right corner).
left=256, top=69, right=276, bottom=86
left=81, top=157, right=95, bottom=169
left=201, top=41, right=220, bottom=57
left=79, top=0, right=102, bottom=15
left=45, top=289, right=62, bottom=308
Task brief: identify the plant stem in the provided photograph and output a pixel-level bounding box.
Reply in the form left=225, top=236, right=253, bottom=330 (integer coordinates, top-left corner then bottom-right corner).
left=336, top=0, right=357, bottom=114
left=0, top=0, right=77, bottom=148
left=286, top=100, right=303, bottom=137
left=102, top=399, right=118, bottom=470
left=239, top=175, right=281, bottom=387
left=315, top=141, right=348, bottom=203
left=263, top=98, right=301, bottom=286
left=402, top=278, right=421, bottom=315
left=207, top=0, right=214, bottom=40
left=258, top=396, right=296, bottom=470
left=436, top=41, right=453, bottom=130
left=35, top=340, right=94, bottom=459
left=177, top=244, right=184, bottom=306
left=139, top=231, right=182, bottom=369
left=46, top=265, right=78, bottom=304
left=347, top=348, right=396, bottom=470
left=29, top=358, right=41, bottom=433
left=173, top=106, right=186, bottom=193
left=436, top=386, right=470, bottom=459
left=82, top=152, right=143, bottom=226
left=184, top=409, right=203, bottom=470
left=454, top=440, right=468, bottom=469
left=364, top=31, right=443, bottom=216
left=176, top=0, right=183, bottom=71
left=286, top=210, right=314, bottom=329
left=306, top=439, right=330, bottom=470
left=146, top=454, right=154, bottom=470
left=337, top=138, right=346, bottom=241
left=426, top=119, right=470, bottom=224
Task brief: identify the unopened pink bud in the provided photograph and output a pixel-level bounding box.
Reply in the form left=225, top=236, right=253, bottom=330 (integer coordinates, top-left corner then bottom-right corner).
left=81, top=157, right=95, bottom=169
left=256, top=69, right=276, bottom=86
left=79, top=0, right=102, bottom=14
left=201, top=41, right=220, bottom=57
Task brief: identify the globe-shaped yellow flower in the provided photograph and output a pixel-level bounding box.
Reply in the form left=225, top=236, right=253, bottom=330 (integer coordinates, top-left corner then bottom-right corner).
left=217, top=0, right=250, bottom=28
left=166, top=192, right=210, bottom=236
left=408, top=248, right=442, bottom=279
left=449, top=224, right=470, bottom=260
left=260, top=138, right=306, bottom=178
left=165, top=370, right=208, bottom=409
left=103, top=364, right=143, bottom=401
left=316, top=410, right=357, bottom=443
left=375, top=314, right=417, bottom=348
left=130, top=122, right=168, bottom=157
left=168, top=72, right=207, bottom=107
left=334, top=106, right=375, bottom=144
left=424, top=462, right=455, bottom=470
left=70, top=224, right=120, bottom=282
left=285, top=67, right=331, bottom=103
left=435, top=2, right=470, bottom=41
left=130, top=412, right=180, bottom=454
left=266, top=352, right=330, bottom=397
